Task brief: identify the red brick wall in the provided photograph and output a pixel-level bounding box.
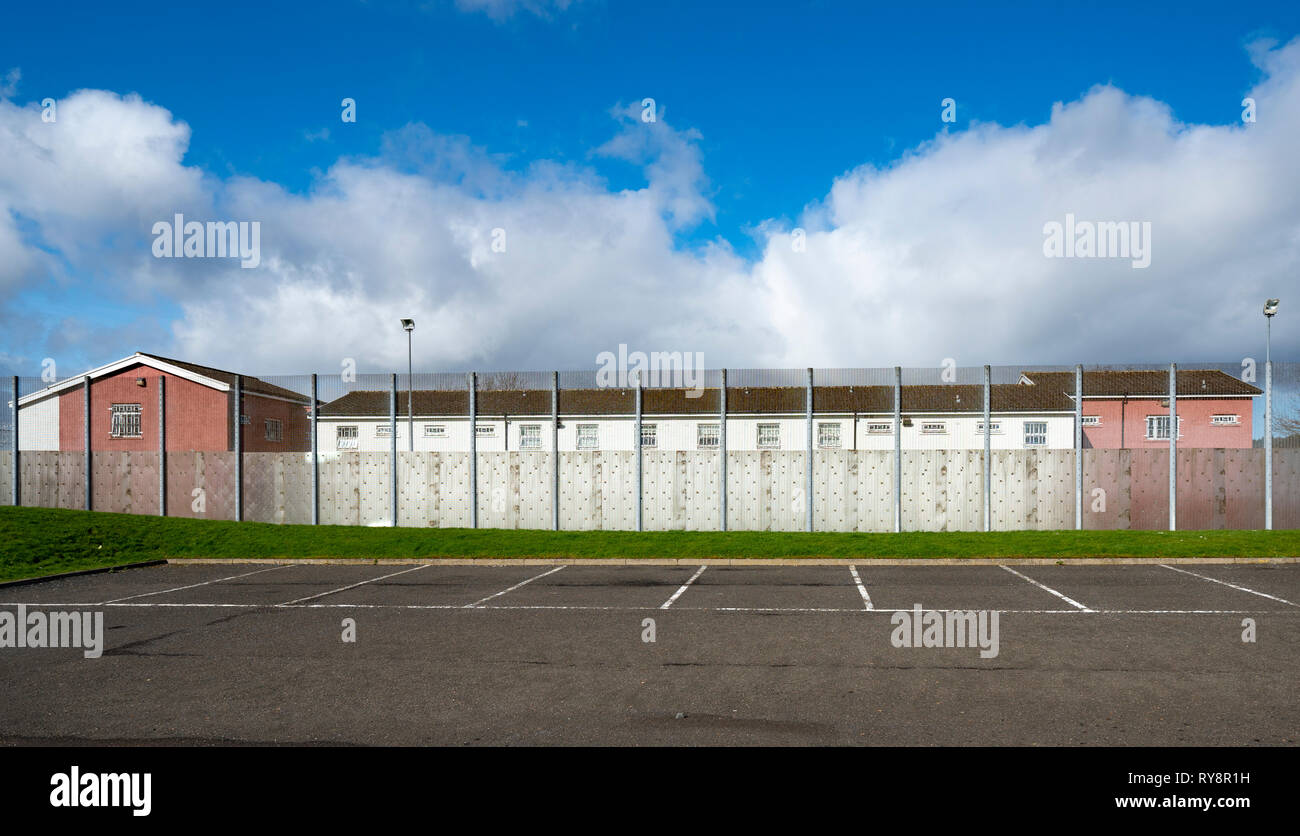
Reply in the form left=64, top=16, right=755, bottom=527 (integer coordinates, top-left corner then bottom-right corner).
left=1080, top=396, right=1255, bottom=449
left=56, top=365, right=310, bottom=452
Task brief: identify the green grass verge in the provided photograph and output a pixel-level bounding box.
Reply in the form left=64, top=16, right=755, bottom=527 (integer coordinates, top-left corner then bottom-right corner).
left=1, top=505, right=1297, bottom=582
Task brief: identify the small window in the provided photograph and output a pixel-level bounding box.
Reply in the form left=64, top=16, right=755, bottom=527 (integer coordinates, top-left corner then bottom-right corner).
left=1210, top=414, right=1239, bottom=426
left=1145, top=416, right=1182, bottom=440
left=1024, top=421, right=1048, bottom=446
left=264, top=419, right=283, bottom=442
left=376, top=424, right=395, bottom=438
left=976, top=421, right=1001, bottom=435
left=110, top=404, right=142, bottom=438
left=640, top=423, right=657, bottom=449
left=866, top=422, right=893, bottom=434
left=576, top=424, right=599, bottom=450
left=475, top=424, right=496, bottom=438
left=337, top=425, right=358, bottom=450
left=1081, top=416, right=1101, bottom=426
left=920, top=422, right=946, bottom=435
left=817, top=422, right=840, bottom=449
left=757, top=422, right=781, bottom=449
left=697, top=423, right=720, bottom=449
left=520, top=424, right=541, bottom=450
left=423, top=424, right=446, bottom=438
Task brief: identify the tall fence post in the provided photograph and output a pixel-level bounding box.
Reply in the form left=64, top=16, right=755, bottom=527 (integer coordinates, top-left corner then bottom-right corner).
left=551, top=371, right=559, bottom=531
left=805, top=367, right=814, bottom=532
left=84, top=376, right=92, bottom=512
left=634, top=372, right=643, bottom=532
left=390, top=373, right=398, bottom=527
left=1075, top=364, right=1083, bottom=531
left=469, top=371, right=478, bottom=529
left=310, top=373, right=319, bottom=526
left=158, top=376, right=166, bottom=516
left=893, top=366, right=902, bottom=534
left=10, top=376, right=18, bottom=508
left=1263, top=358, right=1274, bottom=530
left=1168, top=362, right=1177, bottom=532
left=983, top=365, right=991, bottom=532
left=233, top=375, right=242, bottom=522
left=719, top=369, right=727, bottom=532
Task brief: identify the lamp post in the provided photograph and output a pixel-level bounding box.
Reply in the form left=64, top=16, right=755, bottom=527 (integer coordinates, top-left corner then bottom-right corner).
left=401, top=318, right=415, bottom=452
left=1264, top=299, right=1279, bottom=530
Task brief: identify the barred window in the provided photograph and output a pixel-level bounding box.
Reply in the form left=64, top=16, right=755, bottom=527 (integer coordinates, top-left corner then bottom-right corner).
left=520, top=424, right=541, bottom=449
left=336, top=426, right=358, bottom=450
left=1145, top=416, right=1182, bottom=440
left=110, top=404, right=142, bottom=438
left=576, top=424, right=599, bottom=450
left=817, top=422, right=840, bottom=449
left=866, top=422, right=892, bottom=434
left=757, top=422, right=780, bottom=449
left=264, top=419, right=283, bottom=442
left=640, top=423, right=657, bottom=448
left=697, top=423, right=719, bottom=449
left=976, top=421, right=1001, bottom=435
left=920, top=422, right=946, bottom=435
left=1024, top=421, right=1048, bottom=446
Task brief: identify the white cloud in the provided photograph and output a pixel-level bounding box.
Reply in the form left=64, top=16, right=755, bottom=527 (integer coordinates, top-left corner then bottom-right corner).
left=2, top=39, right=1300, bottom=379
left=452, top=0, right=579, bottom=22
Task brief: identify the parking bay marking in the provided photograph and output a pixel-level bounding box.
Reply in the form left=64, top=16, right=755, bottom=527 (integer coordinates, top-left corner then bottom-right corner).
left=1160, top=564, right=1300, bottom=608
left=999, top=565, right=1093, bottom=612
left=463, top=565, right=566, bottom=608
left=660, top=565, right=707, bottom=610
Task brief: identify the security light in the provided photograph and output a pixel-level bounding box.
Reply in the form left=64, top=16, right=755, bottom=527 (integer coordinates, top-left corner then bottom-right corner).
left=1264, top=299, right=1280, bottom=317
left=401, top=318, right=415, bottom=331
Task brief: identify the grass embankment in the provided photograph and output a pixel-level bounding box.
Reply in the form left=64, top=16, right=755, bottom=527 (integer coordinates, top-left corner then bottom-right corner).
left=0, top=505, right=1296, bottom=582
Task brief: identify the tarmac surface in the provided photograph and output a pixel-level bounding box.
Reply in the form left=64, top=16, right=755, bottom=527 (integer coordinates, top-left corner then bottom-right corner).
left=2, top=561, right=1298, bottom=745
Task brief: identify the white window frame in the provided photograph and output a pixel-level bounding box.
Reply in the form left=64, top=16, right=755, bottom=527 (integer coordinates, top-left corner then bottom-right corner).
left=264, top=418, right=283, bottom=443
left=817, top=421, right=841, bottom=449
left=423, top=424, right=447, bottom=438
left=1023, top=421, right=1048, bottom=447
left=576, top=423, right=599, bottom=450
left=376, top=424, right=397, bottom=438
left=1081, top=415, right=1101, bottom=427
left=336, top=425, right=359, bottom=450
left=640, top=423, right=658, bottom=449
left=696, top=423, right=720, bottom=449
left=519, top=424, right=541, bottom=450
left=1145, top=415, right=1183, bottom=440
left=865, top=422, right=893, bottom=435
left=1210, top=414, right=1240, bottom=426
left=475, top=424, right=496, bottom=438
left=110, top=403, right=142, bottom=438
left=976, top=421, right=1002, bottom=435
left=757, top=422, right=781, bottom=449
left=920, top=422, right=946, bottom=435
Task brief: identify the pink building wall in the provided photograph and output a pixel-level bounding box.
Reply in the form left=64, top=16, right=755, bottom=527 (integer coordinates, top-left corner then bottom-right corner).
left=1080, top=396, right=1255, bottom=449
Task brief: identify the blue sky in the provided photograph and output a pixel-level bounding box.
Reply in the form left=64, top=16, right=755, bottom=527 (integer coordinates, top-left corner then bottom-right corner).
left=1, top=0, right=1299, bottom=381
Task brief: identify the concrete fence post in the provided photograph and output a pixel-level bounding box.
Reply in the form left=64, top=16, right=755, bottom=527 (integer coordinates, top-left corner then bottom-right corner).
left=158, top=376, right=166, bottom=516
left=1075, top=364, right=1083, bottom=531
left=983, top=365, right=991, bottom=532
left=1265, top=359, right=1273, bottom=531
left=390, top=373, right=398, bottom=527
left=1168, top=362, right=1177, bottom=532
left=634, top=372, right=643, bottom=532
left=233, top=375, right=242, bottom=522
left=310, top=373, right=319, bottom=526
left=84, top=376, right=92, bottom=512
left=10, top=376, right=18, bottom=508
left=893, top=366, right=902, bottom=534
left=806, top=367, right=814, bottom=532
left=469, top=371, right=478, bottom=529
left=719, top=369, right=727, bottom=532
left=551, top=371, right=559, bottom=531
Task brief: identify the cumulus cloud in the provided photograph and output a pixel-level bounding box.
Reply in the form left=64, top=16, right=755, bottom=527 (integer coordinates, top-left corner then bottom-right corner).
left=1, top=38, right=1300, bottom=379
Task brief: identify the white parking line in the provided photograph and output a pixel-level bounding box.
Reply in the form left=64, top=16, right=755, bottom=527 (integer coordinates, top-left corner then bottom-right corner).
left=999, top=565, right=1093, bottom=612
left=463, top=566, right=565, bottom=608
left=279, top=565, right=430, bottom=606
left=848, top=565, right=873, bottom=610
left=660, top=565, right=707, bottom=609
left=102, top=564, right=291, bottom=604
left=1159, top=564, right=1300, bottom=608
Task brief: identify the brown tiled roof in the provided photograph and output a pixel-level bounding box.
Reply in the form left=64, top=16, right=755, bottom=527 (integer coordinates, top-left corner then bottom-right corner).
left=1021, top=370, right=1261, bottom=397
left=320, top=384, right=1073, bottom=416
left=140, top=353, right=311, bottom=403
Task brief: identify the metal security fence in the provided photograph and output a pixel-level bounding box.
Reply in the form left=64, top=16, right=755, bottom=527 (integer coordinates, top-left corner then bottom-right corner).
left=3, top=361, right=1297, bottom=532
